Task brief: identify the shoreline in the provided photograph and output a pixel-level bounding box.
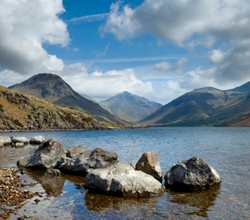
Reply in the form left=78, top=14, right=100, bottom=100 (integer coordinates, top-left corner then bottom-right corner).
left=0, top=125, right=147, bottom=133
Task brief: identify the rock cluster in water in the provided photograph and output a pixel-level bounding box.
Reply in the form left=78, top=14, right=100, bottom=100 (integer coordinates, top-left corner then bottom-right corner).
left=0, top=135, right=45, bottom=148
left=14, top=138, right=221, bottom=198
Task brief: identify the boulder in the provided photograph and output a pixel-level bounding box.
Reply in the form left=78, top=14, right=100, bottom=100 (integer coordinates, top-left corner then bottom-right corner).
left=17, top=139, right=66, bottom=169
left=11, top=136, right=29, bottom=144
left=0, top=136, right=11, bottom=146
left=60, top=148, right=118, bottom=175
left=85, top=161, right=165, bottom=198
left=135, top=151, right=162, bottom=182
left=29, top=136, right=45, bottom=145
left=164, top=156, right=221, bottom=191
left=66, top=145, right=86, bottom=158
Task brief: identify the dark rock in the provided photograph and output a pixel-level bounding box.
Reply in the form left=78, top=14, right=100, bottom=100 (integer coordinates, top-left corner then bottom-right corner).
left=164, top=156, right=221, bottom=191
left=135, top=151, right=162, bottom=182
left=85, top=161, right=165, bottom=198
left=17, top=139, right=66, bottom=169
left=66, top=145, right=86, bottom=158
left=60, top=148, right=118, bottom=175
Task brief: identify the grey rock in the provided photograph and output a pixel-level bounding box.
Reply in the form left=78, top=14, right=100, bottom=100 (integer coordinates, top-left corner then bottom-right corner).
left=66, top=145, right=86, bottom=158
left=11, top=136, right=29, bottom=144
left=85, top=161, right=165, bottom=198
left=60, top=148, right=118, bottom=175
left=0, top=136, right=11, bottom=146
left=30, top=136, right=45, bottom=145
left=17, top=139, right=66, bottom=169
left=164, top=156, right=221, bottom=191
left=135, top=151, right=162, bottom=182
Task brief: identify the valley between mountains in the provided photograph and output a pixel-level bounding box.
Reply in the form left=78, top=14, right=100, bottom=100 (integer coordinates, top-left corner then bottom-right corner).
left=0, top=73, right=249, bottom=130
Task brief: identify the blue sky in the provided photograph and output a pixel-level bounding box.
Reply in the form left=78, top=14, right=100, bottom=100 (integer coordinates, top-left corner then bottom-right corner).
left=0, top=0, right=250, bottom=104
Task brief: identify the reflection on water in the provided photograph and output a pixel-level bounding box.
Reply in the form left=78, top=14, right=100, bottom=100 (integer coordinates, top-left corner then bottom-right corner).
left=166, top=184, right=221, bottom=217
left=23, top=170, right=85, bottom=197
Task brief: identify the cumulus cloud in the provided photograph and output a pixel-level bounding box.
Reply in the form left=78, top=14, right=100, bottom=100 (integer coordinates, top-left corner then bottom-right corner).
left=102, top=0, right=250, bottom=88
left=102, top=0, right=250, bottom=46
left=0, top=0, right=69, bottom=73
left=61, top=65, right=154, bottom=101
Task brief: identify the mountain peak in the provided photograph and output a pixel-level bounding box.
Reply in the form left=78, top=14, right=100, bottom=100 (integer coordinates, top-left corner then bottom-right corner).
left=8, top=74, right=127, bottom=125
left=101, top=92, right=162, bottom=123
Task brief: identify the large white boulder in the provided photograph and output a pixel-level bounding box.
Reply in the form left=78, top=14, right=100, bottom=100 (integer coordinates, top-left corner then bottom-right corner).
left=85, top=161, right=165, bottom=198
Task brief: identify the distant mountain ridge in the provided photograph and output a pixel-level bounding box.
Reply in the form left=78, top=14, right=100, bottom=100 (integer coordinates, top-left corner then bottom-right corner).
left=100, top=91, right=162, bottom=123
left=9, top=73, right=127, bottom=125
left=139, top=82, right=250, bottom=126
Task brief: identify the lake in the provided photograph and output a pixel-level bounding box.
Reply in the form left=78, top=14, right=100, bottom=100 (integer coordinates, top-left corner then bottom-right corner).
left=0, top=127, right=249, bottom=219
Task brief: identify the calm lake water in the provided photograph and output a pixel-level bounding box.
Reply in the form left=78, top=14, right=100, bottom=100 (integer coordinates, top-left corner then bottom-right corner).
left=0, top=127, right=249, bottom=219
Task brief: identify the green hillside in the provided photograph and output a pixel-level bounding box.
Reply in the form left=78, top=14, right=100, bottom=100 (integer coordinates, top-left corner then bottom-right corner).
left=139, top=82, right=250, bottom=126
left=9, top=73, right=127, bottom=125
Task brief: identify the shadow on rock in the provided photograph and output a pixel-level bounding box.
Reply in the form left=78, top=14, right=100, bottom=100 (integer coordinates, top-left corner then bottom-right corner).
left=166, top=183, right=221, bottom=217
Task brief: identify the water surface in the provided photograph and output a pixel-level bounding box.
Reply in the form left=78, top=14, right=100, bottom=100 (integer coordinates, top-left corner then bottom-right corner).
left=0, top=127, right=249, bottom=219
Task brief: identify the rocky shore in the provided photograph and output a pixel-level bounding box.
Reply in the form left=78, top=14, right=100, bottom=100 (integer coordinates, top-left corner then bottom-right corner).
left=0, top=167, right=44, bottom=220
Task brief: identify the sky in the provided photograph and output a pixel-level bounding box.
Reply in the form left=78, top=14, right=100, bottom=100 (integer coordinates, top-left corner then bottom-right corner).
left=0, top=0, right=250, bottom=104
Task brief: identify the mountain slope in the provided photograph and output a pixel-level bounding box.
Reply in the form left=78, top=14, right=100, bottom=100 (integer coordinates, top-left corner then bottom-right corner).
left=9, top=73, right=127, bottom=125
left=139, top=82, right=250, bottom=126
left=100, top=91, right=162, bottom=123
left=0, top=85, right=110, bottom=131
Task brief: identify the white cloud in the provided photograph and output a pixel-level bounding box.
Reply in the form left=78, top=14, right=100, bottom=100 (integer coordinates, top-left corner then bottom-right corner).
left=102, top=0, right=250, bottom=88
left=154, top=61, right=171, bottom=71
left=60, top=65, right=154, bottom=101
left=154, top=57, right=189, bottom=71
left=100, top=1, right=142, bottom=40
left=102, top=0, right=250, bottom=46
left=0, top=0, right=69, bottom=73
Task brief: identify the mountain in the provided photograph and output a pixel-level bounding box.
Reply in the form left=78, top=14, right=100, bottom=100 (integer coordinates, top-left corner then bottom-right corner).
left=139, top=82, right=250, bottom=126
left=9, top=73, right=127, bottom=125
left=222, top=113, right=250, bottom=127
left=100, top=91, right=162, bottom=123
left=0, top=85, right=110, bottom=131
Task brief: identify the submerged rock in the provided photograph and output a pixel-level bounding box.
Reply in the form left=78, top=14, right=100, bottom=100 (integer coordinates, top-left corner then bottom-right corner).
left=60, top=148, right=118, bottom=175
left=17, top=139, right=66, bottom=169
left=46, top=169, right=61, bottom=176
left=30, top=136, right=45, bottom=145
left=135, top=151, right=162, bottom=182
left=66, top=145, right=86, bottom=158
left=164, top=156, right=221, bottom=191
left=85, top=161, right=165, bottom=198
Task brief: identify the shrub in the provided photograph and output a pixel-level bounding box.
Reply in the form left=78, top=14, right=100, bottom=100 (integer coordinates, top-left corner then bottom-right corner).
left=11, top=118, right=23, bottom=127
